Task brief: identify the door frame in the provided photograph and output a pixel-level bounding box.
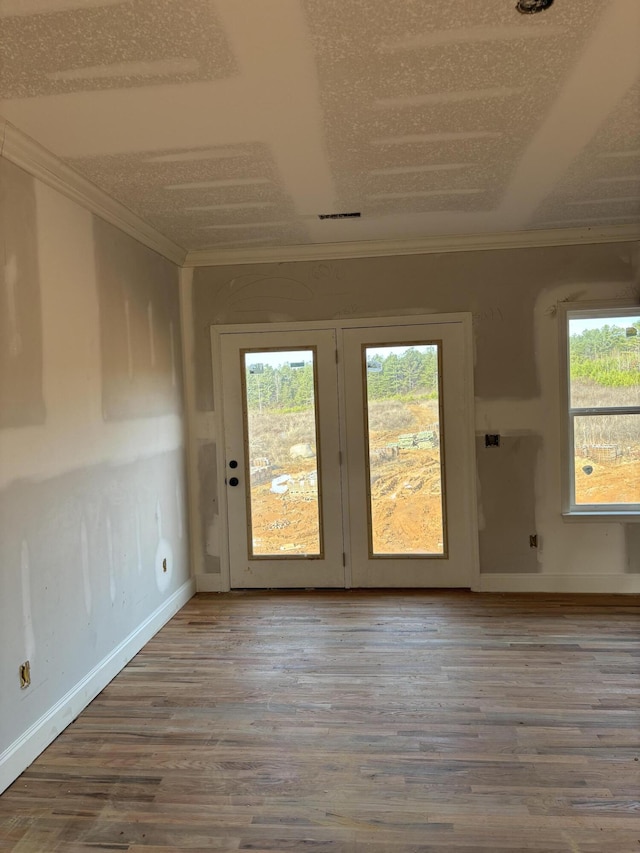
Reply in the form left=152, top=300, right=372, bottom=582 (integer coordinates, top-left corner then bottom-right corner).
left=211, top=312, right=480, bottom=591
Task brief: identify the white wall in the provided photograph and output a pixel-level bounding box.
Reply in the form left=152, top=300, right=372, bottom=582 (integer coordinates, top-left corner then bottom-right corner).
left=0, top=157, right=193, bottom=793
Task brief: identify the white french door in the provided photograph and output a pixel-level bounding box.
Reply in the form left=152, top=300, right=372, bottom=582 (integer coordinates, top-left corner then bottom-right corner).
left=214, top=315, right=477, bottom=589
left=342, top=322, right=476, bottom=587
left=219, top=328, right=345, bottom=588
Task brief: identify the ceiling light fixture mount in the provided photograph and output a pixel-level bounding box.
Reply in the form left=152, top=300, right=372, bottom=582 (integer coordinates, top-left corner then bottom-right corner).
left=516, top=0, right=554, bottom=13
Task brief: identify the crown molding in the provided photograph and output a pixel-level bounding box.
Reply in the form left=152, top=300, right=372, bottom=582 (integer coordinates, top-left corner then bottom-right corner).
left=0, top=118, right=187, bottom=266
left=184, top=223, right=640, bottom=268
left=1, top=116, right=636, bottom=271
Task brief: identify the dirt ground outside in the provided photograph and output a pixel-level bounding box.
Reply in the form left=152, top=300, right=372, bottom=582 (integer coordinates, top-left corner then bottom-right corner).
left=246, top=380, right=640, bottom=557
left=574, top=457, right=640, bottom=505
left=247, top=399, right=445, bottom=556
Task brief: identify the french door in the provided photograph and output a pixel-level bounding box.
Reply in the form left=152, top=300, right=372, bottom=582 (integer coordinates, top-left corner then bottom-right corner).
left=214, top=315, right=477, bottom=589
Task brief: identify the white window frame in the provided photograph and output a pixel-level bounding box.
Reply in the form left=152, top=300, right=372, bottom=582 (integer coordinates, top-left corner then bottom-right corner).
left=560, top=300, right=640, bottom=521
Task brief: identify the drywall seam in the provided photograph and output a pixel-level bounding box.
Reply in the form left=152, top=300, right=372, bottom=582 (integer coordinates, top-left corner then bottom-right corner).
left=184, top=227, right=640, bottom=268
left=479, top=573, right=640, bottom=593
left=0, top=117, right=186, bottom=266
left=178, top=266, right=199, bottom=581
left=0, top=578, right=196, bottom=795
left=0, top=414, right=185, bottom=491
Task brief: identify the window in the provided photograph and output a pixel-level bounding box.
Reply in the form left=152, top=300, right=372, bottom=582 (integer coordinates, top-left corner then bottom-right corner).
left=563, top=305, right=640, bottom=517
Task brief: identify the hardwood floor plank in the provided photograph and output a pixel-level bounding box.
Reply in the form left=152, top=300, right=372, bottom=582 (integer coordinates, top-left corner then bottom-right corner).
left=1, top=591, right=639, bottom=852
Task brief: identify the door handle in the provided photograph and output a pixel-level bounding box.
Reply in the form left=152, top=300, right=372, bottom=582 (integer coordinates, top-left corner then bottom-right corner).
left=228, top=477, right=239, bottom=487
left=229, top=460, right=238, bottom=468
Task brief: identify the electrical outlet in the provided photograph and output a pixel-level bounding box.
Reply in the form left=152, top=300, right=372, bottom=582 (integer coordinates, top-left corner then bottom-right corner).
left=529, top=534, right=538, bottom=549
left=19, top=661, right=31, bottom=689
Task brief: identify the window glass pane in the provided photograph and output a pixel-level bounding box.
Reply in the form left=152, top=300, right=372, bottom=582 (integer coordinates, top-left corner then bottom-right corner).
left=569, top=315, right=640, bottom=409
left=364, top=343, right=445, bottom=555
left=574, top=414, right=640, bottom=505
left=243, top=349, right=322, bottom=557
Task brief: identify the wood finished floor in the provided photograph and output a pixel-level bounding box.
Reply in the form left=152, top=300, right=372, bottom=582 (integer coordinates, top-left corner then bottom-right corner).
left=1, top=591, right=639, bottom=852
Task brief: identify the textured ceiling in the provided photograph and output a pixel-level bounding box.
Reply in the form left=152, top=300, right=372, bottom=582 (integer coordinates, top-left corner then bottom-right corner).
left=0, top=0, right=638, bottom=254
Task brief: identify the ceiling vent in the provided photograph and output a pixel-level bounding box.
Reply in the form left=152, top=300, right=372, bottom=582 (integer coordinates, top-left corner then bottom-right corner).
left=516, top=0, right=554, bottom=13
left=318, top=211, right=361, bottom=220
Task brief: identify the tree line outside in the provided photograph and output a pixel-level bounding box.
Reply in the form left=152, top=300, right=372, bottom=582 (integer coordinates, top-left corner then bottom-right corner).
left=570, top=322, right=640, bottom=389
left=245, top=362, right=316, bottom=413
left=365, top=347, right=438, bottom=402
left=245, top=348, right=439, bottom=413
left=244, top=327, right=640, bottom=414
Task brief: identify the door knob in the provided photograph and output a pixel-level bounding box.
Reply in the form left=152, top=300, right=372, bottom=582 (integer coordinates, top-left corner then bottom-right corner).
left=229, top=477, right=239, bottom=487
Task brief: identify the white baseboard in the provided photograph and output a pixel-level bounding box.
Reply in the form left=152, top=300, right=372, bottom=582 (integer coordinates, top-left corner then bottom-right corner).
left=195, top=573, right=228, bottom=592
left=479, top=573, right=640, bottom=593
left=194, top=571, right=640, bottom=594
left=0, top=578, right=195, bottom=795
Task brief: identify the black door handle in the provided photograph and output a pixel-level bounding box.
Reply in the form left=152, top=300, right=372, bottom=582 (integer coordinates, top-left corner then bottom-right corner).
left=229, top=477, right=239, bottom=487
left=229, top=460, right=238, bottom=469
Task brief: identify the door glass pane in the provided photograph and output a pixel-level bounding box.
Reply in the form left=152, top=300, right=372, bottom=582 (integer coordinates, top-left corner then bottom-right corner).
left=574, top=414, right=640, bottom=505
left=569, top=315, right=640, bottom=409
left=242, top=349, right=322, bottom=557
left=363, top=343, right=446, bottom=556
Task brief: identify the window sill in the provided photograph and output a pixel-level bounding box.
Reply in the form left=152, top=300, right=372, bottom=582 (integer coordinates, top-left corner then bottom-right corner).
left=562, top=511, right=640, bottom=523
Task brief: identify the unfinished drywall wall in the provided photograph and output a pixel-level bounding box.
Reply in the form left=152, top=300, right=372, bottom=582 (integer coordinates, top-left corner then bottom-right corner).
left=0, top=160, right=45, bottom=428
left=193, top=244, right=639, bottom=409
left=197, top=440, right=220, bottom=575
left=0, top=159, right=191, bottom=792
left=189, top=240, right=640, bottom=587
left=626, top=525, right=640, bottom=573
left=94, top=217, right=183, bottom=419
left=0, top=450, right=186, bottom=751
left=476, top=434, right=542, bottom=574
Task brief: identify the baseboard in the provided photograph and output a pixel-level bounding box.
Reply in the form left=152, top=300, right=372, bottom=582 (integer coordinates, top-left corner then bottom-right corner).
left=196, top=572, right=640, bottom=594
left=195, top=573, right=228, bottom=592
left=0, top=578, right=196, bottom=795
left=479, top=573, right=640, bottom=593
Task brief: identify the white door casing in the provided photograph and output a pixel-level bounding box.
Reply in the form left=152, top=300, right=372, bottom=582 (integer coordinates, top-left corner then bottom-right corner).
left=212, top=314, right=478, bottom=589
